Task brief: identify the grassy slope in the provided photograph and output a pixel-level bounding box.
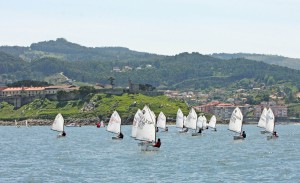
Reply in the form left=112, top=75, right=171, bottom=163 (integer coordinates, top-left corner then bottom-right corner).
left=0, top=93, right=189, bottom=121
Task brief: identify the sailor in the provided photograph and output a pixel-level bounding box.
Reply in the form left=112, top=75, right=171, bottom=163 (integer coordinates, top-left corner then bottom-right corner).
left=242, top=131, right=246, bottom=138
left=273, top=131, right=278, bottom=137
left=198, top=128, right=202, bottom=133
left=165, top=127, right=168, bottom=132
left=152, top=138, right=161, bottom=148
left=117, top=132, right=124, bottom=139
left=62, top=131, right=66, bottom=136
left=96, top=122, right=100, bottom=128
left=156, top=127, right=159, bottom=132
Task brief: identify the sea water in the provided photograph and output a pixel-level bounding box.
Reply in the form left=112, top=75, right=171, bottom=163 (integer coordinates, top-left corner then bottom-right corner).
left=0, top=125, right=299, bottom=183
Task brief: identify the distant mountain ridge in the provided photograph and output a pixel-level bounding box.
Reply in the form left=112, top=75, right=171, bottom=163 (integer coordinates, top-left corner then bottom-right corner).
left=1, top=38, right=300, bottom=91
left=211, top=53, right=300, bottom=70
left=0, top=38, right=163, bottom=62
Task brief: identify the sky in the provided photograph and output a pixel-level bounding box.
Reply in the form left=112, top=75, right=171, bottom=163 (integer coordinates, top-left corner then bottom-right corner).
left=0, top=0, right=300, bottom=58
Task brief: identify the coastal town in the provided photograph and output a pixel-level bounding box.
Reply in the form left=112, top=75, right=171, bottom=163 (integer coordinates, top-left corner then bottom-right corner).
left=0, top=83, right=289, bottom=122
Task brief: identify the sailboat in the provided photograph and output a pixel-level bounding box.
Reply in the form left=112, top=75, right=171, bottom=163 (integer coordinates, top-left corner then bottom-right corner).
left=107, top=111, right=123, bottom=140
left=229, top=107, right=244, bottom=140
left=131, top=109, right=143, bottom=138
left=208, top=115, right=217, bottom=131
left=266, top=108, right=278, bottom=140
left=202, top=115, right=208, bottom=130
left=15, top=120, right=20, bottom=128
left=176, top=108, right=185, bottom=132
left=51, top=113, right=65, bottom=137
left=100, top=120, right=105, bottom=127
left=157, top=111, right=167, bottom=132
left=136, top=105, right=158, bottom=151
left=257, top=108, right=268, bottom=134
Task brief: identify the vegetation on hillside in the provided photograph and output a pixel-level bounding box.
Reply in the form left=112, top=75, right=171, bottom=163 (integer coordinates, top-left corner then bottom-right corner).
left=1, top=39, right=300, bottom=105
left=0, top=93, right=190, bottom=122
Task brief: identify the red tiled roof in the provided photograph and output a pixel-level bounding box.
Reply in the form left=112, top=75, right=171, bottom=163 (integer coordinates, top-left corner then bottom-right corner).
left=45, top=85, right=75, bottom=89
left=3, top=87, right=23, bottom=91
left=25, top=87, right=45, bottom=91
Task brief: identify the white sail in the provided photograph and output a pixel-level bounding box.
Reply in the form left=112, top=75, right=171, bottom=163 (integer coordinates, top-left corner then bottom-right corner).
left=157, top=111, right=166, bottom=129
left=208, top=115, right=217, bottom=129
left=100, top=121, right=105, bottom=127
left=136, top=105, right=156, bottom=142
left=15, top=120, right=17, bottom=126
left=257, top=108, right=268, bottom=128
left=176, top=109, right=184, bottom=128
left=107, top=111, right=121, bottom=134
left=51, top=113, right=64, bottom=132
left=265, top=108, right=275, bottom=133
left=25, top=120, right=28, bottom=127
left=131, top=109, right=142, bottom=137
left=197, top=116, right=203, bottom=129
left=228, top=107, right=243, bottom=133
left=202, top=116, right=207, bottom=129
left=184, top=108, right=197, bottom=130
left=183, top=116, right=187, bottom=126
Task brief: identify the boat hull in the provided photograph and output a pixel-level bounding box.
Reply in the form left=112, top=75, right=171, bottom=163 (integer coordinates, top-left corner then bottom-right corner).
left=140, top=144, right=159, bottom=151
left=191, top=133, right=202, bottom=136
left=234, top=136, right=244, bottom=140
left=112, top=137, right=123, bottom=140
left=267, top=135, right=278, bottom=140
left=260, top=131, right=268, bottom=134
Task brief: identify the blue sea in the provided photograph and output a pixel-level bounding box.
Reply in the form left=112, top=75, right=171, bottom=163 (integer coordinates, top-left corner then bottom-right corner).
left=0, top=124, right=299, bottom=183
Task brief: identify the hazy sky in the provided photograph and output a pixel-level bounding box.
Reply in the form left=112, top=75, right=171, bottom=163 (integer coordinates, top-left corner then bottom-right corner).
left=1, top=0, right=299, bottom=58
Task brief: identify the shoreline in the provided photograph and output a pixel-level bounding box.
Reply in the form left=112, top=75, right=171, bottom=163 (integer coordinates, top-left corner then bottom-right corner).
left=1, top=120, right=299, bottom=126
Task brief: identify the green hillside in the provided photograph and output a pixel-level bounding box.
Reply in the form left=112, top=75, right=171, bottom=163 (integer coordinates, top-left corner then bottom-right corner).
left=0, top=93, right=189, bottom=122
left=1, top=39, right=300, bottom=93
left=211, top=53, right=300, bottom=70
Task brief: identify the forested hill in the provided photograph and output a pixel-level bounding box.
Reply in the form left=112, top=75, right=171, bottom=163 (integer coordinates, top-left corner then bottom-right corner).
left=1, top=50, right=300, bottom=91
left=0, top=38, right=163, bottom=62
left=211, top=53, right=300, bottom=70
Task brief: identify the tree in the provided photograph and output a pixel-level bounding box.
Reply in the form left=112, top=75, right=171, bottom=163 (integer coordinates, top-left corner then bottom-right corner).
left=108, top=77, right=115, bottom=89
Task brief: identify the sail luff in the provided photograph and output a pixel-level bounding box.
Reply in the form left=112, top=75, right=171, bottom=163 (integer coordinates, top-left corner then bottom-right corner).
left=131, top=109, right=142, bottom=138
left=265, top=108, right=275, bottom=133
